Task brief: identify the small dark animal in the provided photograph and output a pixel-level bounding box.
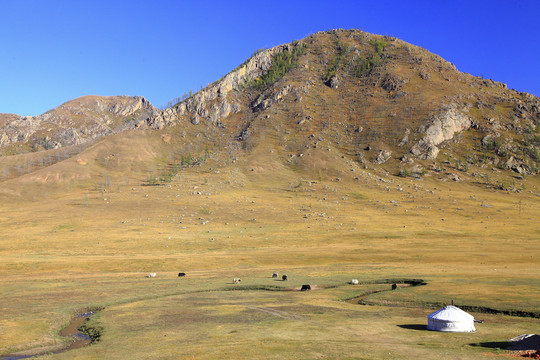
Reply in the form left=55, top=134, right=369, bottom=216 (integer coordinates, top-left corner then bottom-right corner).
left=301, top=284, right=311, bottom=291
left=282, top=275, right=288, bottom=281
left=178, top=272, right=186, bottom=277
left=272, top=272, right=278, bottom=278
left=391, top=283, right=397, bottom=290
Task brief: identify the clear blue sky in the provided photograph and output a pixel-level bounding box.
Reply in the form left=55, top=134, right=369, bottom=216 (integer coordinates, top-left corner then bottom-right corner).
left=1, top=0, right=539, bottom=116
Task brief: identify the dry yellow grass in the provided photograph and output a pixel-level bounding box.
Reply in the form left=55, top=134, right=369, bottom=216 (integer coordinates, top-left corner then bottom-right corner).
left=0, top=148, right=538, bottom=358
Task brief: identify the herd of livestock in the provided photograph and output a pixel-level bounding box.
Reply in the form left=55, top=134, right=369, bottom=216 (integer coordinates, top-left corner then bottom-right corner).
left=145, top=272, right=365, bottom=292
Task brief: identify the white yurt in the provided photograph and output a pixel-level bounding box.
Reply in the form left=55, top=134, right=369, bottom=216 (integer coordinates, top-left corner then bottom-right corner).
left=427, top=305, right=476, bottom=332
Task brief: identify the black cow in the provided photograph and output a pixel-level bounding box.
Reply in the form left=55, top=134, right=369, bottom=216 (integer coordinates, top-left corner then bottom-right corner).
left=178, top=272, right=186, bottom=277
left=391, top=283, right=397, bottom=290
left=282, top=275, right=288, bottom=281
left=301, top=284, right=311, bottom=291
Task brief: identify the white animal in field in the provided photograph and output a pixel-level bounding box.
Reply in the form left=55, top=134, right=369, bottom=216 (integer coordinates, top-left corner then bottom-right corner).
left=233, top=278, right=242, bottom=284
left=351, top=279, right=359, bottom=285
left=272, top=272, right=278, bottom=278
left=147, top=273, right=156, bottom=278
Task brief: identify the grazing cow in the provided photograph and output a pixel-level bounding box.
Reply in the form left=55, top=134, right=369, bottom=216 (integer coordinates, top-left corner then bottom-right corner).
left=178, top=272, right=186, bottom=277
left=272, top=272, right=278, bottom=278
left=300, top=284, right=311, bottom=291
left=282, top=275, right=288, bottom=281
left=351, top=279, right=359, bottom=285
left=391, top=283, right=397, bottom=290
left=233, top=278, right=242, bottom=284
left=147, top=273, right=156, bottom=278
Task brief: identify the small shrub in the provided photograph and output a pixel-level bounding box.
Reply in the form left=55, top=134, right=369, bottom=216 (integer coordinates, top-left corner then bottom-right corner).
left=399, top=168, right=410, bottom=177
left=369, top=39, right=389, bottom=54
left=199, top=207, right=212, bottom=215
left=145, top=174, right=157, bottom=186
left=350, top=192, right=367, bottom=200
left=159, top=171, right=174, bottom=183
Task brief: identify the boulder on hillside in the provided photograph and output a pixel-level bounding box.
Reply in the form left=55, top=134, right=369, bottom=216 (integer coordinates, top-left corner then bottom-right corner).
left=373, top=150, right=392, bottom=164
left=411, top=104, right=472, bottom=160
left=326, top=75, right=340, bottom=89
left=381, top=73, right=406, bottom=92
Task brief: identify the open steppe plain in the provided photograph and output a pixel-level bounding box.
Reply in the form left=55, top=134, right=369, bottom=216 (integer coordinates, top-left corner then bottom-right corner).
left=1, top=155, right=539, bottom=359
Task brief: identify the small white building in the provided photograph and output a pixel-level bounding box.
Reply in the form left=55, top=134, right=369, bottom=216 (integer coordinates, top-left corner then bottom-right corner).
left=427, top=305, right=476, bottom=332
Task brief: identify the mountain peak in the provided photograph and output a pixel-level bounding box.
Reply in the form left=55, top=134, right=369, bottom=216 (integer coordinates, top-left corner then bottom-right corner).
left=1, top=29, right=538, bottom=190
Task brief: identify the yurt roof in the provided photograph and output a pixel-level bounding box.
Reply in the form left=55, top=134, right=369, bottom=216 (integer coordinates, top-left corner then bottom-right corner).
left=427, top=305, right=474, bottom=321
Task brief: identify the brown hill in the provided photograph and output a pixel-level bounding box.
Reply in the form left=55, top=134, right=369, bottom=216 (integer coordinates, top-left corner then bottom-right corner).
left=0, top=95, right=156, bottom=155
left=1, top=29, right=539, bottom=194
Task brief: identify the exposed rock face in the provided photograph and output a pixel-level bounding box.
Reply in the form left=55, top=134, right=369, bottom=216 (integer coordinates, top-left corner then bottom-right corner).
left=2, top=44, right=296, bottom=150
left=0, top=115, right=42, bottom=147
left=145, top=107, right=178, bottom=130
left=410, top=104, right=472, bottom=159
left=144, top=45, right=291, bottom=129
left=0, top=96, right=155, bottom=152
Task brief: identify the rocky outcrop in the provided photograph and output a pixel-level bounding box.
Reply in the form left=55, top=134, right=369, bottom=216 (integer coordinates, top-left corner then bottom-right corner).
left=505, top=156, right=531, bottom=175
left=0, top=96, right=155, bottom=152
left=251, top=85, right=292, bottom=112
left=142, top=44, right=295, bottom=129
left=0, top=115, right=42, bottom=147
left=410, top=104, right=472, bottom=160
left=419, top=69, right=430, bottom=80
left=144, top=107, right=178, bottom=130
left=144, top=45, right=291, bottom=129
left=95, top=96, right=152, bottom=116
left=373, top=150, right=392, bottom=164
left=381, top=73, right=406, bottom=92
left=1, top=43, right=295, bottom=149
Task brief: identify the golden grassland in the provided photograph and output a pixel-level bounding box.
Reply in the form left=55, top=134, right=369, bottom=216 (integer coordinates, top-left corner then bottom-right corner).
left=1, top=29, right=539, bottom=359
left=1, top=29, right=539, bottom=357
left=0, top=148, right=539, bottom=359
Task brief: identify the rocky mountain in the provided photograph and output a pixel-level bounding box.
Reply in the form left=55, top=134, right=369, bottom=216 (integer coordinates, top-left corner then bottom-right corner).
left=139, top=29, right=539, bottom=178
left=0, top=95, right=156, bottom=155
left=1, top=29, right=539, bottom=190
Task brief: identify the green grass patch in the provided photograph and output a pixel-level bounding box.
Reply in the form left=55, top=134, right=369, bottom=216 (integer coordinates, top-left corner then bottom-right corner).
left=350, top=192, right=368, bottom=200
